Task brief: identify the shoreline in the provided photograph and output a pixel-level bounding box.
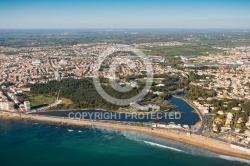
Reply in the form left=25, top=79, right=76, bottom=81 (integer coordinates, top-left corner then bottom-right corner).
left=172, top=95, right=204, bottom=127
left=1, top=111, right=250, bottom=161
left=172, top=95, right=203, bottom=120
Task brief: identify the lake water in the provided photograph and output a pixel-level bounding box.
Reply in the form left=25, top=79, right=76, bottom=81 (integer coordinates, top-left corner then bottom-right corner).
left=34, top=96, right=200, bottom=125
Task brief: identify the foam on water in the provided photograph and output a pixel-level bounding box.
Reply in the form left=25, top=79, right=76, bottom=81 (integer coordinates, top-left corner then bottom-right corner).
left=122, top=131, right=250, bottom=164
left=96, top=127, right=120, bottom=134
left=1, top=117, right=249, bottom=166
left=216, top=155, right=250, bottom=164
left=143, top=141, right=184, bottom=152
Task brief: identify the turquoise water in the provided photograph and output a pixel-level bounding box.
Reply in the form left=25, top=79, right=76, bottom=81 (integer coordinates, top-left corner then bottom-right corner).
left=0, top=118, right=249, bottom=166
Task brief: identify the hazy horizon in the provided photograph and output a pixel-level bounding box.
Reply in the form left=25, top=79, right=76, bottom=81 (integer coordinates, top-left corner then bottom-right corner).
left=1, top=0, right=250, bottom=29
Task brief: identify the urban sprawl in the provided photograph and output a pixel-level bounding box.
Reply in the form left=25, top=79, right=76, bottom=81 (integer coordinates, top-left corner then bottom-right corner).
left=1, top=42, right=250, bottom=152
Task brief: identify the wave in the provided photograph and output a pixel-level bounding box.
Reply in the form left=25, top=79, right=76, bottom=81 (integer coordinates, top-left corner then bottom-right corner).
left=96, top=127, right=119, bottom=134
left=144, top=141, right=184, bottom=152
left=122, top=131, right=250, bottom=163
left=68, top=129, right=74, bottom=132
left=216, top=154, right=250, bottom=164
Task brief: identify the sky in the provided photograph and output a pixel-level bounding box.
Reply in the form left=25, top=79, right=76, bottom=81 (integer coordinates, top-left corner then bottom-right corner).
left=0, top=0, right=250, bottom=29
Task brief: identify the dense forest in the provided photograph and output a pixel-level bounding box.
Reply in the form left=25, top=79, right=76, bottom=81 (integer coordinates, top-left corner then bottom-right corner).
left=28, top=78, right=144, bottom=110
left=26, top=74, right=183, bottom=111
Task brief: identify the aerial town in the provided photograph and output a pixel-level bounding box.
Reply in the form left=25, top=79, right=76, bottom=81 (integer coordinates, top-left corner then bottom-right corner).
left=0, top=41, right=250, bottom=151
left=2, top=0, right=250, bottom=164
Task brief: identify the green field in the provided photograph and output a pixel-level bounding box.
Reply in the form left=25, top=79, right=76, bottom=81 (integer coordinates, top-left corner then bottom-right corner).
left=29, top=95, right=56, bottom=107
left=143, top=44, right=223, bottom=57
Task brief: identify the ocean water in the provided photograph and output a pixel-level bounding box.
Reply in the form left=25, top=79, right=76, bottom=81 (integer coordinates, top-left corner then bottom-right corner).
left=0, top=118, right=249, bottom=166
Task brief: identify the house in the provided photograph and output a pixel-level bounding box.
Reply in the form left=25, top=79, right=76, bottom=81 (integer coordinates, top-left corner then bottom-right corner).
left=217, top=110, right=225, bottom=115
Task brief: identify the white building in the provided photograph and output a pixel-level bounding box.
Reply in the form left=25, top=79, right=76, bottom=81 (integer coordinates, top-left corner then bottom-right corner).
left=32, top=59, right=41, bottom=66
left=0, top=102, right=15, bottom=112
left=24, top=101, right=31, bottom=111
left=54, top=70, right=61, bottom=81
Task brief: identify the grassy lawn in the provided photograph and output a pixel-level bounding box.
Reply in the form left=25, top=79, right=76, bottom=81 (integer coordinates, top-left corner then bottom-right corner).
left=60, top=98, right=73, bottom=105
left=29, top=95, right=56, bottom=107
left=136, top=78, right=163, bottom=83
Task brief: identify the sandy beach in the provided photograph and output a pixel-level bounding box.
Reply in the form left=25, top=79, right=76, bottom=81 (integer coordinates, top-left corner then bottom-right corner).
left=1, top=111, right=250, bottom=161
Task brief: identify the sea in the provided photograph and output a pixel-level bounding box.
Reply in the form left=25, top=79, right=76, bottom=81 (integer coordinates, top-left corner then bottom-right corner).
left=1, top=96, right=249, bottom=165
left=0, top=118, right=249, bottom=166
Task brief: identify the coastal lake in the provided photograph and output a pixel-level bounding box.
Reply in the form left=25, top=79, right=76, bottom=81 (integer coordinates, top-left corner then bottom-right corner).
left=0, top=118, right=249, bottom=166
left=33, top=97, right=200, bottom=126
